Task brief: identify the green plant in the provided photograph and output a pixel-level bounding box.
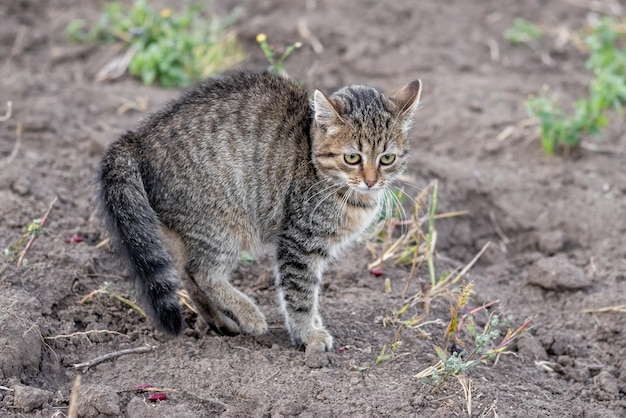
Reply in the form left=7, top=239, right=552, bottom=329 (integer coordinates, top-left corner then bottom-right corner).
left=523, top=18, right=626, bottom=155
left=256, top=33, right=302, bottom=76
left=67, top=1, right=244, bottom=87
left=416, top=283, right=534, bottom=392
left=3, top=197, right=56, bottom=267
left=504, top=18, right=542, bottom=45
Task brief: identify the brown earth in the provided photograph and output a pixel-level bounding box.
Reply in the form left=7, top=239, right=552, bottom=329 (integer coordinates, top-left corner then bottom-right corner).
left=1, top=0, right=626, bottom=416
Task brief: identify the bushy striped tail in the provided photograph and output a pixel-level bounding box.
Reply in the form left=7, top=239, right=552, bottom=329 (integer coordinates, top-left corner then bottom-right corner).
left=96, top=134, right=184, bottom=334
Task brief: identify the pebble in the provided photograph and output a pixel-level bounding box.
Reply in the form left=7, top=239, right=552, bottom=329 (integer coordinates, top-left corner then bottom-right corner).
left=77, top=384, right=120, bottom=417
left=126, top=396, right=198, bottom=418
left=516, top=334, right=548, bottom=361
left=537, top=230, right=565, bottom=254
left=595, top=371, right=620, bottom=397
left=305, top=345, right=330, bottom=368
left=12, top=384, right=52, bottom=412
left=527, top=256, right=591, bottom=290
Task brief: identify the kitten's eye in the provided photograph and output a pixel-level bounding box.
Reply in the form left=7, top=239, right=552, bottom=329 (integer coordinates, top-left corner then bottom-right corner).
left=344, top=153, right=361, bottom=165
left=380, top=154, right=396, bottom=165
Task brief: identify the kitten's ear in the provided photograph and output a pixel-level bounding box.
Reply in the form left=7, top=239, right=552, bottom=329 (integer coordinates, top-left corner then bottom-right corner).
left=313, top=90, right=342, bottom=126
left=389, top=80, right=422, bottom=131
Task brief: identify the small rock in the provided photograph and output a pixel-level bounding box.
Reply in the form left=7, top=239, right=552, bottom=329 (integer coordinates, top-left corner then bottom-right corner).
left=548, top=332, right=577, bottom=356
left=618, top=360, right=626, bottom=384
left=305, top=346, right=330, bottom=368
left=13, top=384, right=52, bottom=412
left=516, top=334, right=548, bottom=361
left=77, top=384, right=120, bottom=417
left=126, top=396, right=198, bottom=418
left=595, top=371, right=620, bottom=397
left=10, top=177, right=30, bottom=196
left=538, top=230, right=565, bottom=254
left=527, top=256, right=591, bottom=290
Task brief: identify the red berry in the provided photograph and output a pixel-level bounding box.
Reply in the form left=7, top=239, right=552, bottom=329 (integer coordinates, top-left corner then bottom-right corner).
left=148, top=393, right=167, bottom=402
left=370, top=268, right=384, bottom=277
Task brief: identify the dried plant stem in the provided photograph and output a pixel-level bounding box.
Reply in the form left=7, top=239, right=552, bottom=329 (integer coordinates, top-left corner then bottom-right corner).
left=0, top=101, right=12, bottom=121
left=68, top=375, right=81, bottom=418
left=426, top=180, right=438, bottom=287
left=45, top=329, right=128, bottom=341
left=73, top=344, right=155, bottom=370
left=583, top=304, right=626, bottom=313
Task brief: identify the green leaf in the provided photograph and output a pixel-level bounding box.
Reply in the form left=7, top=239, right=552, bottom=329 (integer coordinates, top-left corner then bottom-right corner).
left=434, top=346, right=447, bottom=363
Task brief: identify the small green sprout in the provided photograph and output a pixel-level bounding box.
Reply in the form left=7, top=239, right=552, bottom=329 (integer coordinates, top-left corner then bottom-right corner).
left=521, top=17, right=626, bottom=155
left=256, top=33, right=302, bottom=77
left=504, top=18, right=542, bottom=45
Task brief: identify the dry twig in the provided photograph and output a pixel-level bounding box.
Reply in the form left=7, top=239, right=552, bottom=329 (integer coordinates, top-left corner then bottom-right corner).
left=68, top=375, right=81, bottom=418
left=583, top=304, right=626, bottom=313
left=45, top=329, right=128, bottom=341
left=73, top=344, right=155, bottom=370
left=0, top=101, right=12, bottom=121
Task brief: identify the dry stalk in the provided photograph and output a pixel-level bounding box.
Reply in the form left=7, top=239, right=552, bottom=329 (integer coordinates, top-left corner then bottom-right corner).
left=73, top=344, right=155, bottom=370
left=68, top=374, right=81, bottom=418
left=583, top=304, right=626, bottom=313
left=45, top=329, right=128, bottom=342
left=457, top=375, right=472, bottom=416
left=0, top=101, right=12, bottom=121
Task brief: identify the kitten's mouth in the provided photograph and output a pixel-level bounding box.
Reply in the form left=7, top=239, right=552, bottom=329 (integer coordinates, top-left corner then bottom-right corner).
left=355, top=186, right=382, bottom=195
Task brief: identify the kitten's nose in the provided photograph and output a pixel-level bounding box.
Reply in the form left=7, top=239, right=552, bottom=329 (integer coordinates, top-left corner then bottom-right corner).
left=365, top=179, right=377, bottom=188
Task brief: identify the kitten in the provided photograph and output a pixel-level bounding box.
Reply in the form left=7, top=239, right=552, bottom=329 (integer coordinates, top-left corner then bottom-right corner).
left=97, top=70, right=421, bottom=351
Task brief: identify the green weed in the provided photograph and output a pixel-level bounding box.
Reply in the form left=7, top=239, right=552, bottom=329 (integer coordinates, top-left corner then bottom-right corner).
left=3, top=197, right=56, bottom=267
left=510, top=18, right=626, bottom=155
left=415, top=283, right=534, bottom=392
left=256, top=33, right=302, bottom=77
left=67, top=1, right=244, bottom=87
left=504, top=18, right=542, bottom=45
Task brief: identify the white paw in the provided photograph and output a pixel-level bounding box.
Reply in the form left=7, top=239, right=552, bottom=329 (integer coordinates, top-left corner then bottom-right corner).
left=234, top=302, right=268, bottom=335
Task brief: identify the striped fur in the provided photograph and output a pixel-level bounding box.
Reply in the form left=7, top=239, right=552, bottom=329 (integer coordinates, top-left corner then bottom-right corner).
left=97, top=71, right=421, bottom=350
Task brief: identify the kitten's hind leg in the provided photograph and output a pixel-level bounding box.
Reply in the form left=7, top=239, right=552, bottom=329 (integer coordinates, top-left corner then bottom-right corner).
left=184, top=240, right=267, bottom=336
left=180, top=272, right=241, bottom=335
left=160, top=225, right=241, bottom=335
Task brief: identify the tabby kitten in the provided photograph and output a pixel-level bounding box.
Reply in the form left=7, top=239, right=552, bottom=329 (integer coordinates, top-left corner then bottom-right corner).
left=97, top=71, right=421, bottom=351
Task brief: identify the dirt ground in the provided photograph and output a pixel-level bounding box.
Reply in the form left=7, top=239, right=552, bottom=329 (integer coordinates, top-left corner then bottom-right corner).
left=1, top=0, right=626, bottom=416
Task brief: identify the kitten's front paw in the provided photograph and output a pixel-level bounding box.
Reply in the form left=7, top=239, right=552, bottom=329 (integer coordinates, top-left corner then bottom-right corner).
left=232, top=302, right=268, bottom=335
left=306, top=328, right=334, bottom=351
left=292, top=326, right=333, bottom=351
left=302, top=329, right=333, bottom=368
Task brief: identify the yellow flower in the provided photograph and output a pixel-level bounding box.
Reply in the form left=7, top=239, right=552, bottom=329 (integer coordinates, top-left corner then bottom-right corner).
left=160, top=8, right=172, bottom=18
left=256, top=33, right=267, bottom=43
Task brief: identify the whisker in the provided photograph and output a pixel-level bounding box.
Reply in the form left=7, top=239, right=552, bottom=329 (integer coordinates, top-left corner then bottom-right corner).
left=396, top=181, right=425, bottom=193
left=390, top=185, right=418, bottom=206
left=388, top=189, right=409, bottom=236
left=310, top=185, right=343, bottom=222
left=304, top=181, right=344, bottom=205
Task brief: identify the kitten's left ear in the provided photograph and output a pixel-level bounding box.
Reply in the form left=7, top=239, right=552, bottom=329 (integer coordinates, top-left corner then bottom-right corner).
left=389, top=80, right=422, bottom=131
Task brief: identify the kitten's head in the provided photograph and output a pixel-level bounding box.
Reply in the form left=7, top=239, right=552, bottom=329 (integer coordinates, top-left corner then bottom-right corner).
left=311, top=80, right=422, bottom=197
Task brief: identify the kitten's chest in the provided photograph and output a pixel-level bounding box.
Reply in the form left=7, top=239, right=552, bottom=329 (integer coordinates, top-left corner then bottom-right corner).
left=324, top=204, right=378, bottom=259
left=343, top=204, right=379, bottom=234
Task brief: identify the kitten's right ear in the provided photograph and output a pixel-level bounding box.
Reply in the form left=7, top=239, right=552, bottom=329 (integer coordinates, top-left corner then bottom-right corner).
left=313, top=90, right=342, bottom=126
left=389, top=80, right=422, bottom=133
left=389, top=80, right=422, bottom=118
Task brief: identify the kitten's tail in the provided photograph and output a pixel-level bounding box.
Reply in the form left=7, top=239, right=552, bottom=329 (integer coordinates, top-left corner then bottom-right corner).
left=96, top=133, right=184, bottom=335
